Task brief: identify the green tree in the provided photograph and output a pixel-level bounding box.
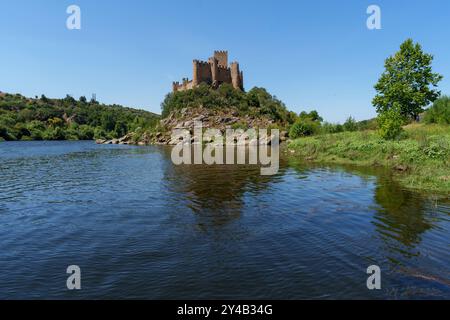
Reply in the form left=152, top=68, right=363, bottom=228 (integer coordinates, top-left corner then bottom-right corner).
left=377, top=104, right=405, bottom=140
left=373, top=39, right=443, bottom=120
left=299, top=110, right=323, bottom=123
left=423, top=96, right=450, bottom=125
left=40, top=94, right=49, bottom=103
left=114, top=120, right=128, bottom=138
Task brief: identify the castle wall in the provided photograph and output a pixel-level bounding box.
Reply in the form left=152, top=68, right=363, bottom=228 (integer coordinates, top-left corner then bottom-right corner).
left=174, top=51, right=243, bottom=92
left=173, top=79, right=194, bottom=92
left=217, top=66, right=232, bottom=84
left=197, top=61, right=212, bottom=85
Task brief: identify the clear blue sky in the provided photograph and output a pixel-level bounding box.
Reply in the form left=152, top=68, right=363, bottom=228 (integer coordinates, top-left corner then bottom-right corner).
left=0, top=0, right=449, bottom=122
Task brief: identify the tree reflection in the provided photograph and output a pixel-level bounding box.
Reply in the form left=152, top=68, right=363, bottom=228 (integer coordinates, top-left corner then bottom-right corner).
left=372, top=176, right=432, bottom=257
left=159, top=146, right=285, bottom=230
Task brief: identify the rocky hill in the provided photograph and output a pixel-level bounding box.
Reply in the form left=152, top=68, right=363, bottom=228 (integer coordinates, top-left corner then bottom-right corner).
left=98, top=84, right=295, bottom=146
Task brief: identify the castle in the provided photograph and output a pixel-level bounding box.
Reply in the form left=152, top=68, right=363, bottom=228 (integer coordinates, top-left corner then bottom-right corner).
left=172, top=51, right=244, bottom=92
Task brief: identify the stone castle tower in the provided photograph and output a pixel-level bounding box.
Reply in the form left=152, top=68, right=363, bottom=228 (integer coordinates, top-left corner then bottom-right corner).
left=172, top=51, right=244, bottom=92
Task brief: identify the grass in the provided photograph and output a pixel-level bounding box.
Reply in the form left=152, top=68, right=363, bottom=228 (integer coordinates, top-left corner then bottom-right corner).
left=287, top=124, right=450, bottom=193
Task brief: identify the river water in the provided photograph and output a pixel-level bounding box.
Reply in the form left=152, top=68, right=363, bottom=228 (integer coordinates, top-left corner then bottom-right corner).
left=0, top=141, right=449, bottom=299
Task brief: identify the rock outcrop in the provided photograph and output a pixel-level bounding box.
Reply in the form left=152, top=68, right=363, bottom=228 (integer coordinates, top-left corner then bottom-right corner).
left=97, top=107, right=288, bottom=146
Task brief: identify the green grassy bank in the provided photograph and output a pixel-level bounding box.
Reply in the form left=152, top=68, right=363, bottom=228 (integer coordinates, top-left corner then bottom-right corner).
left=287, top=124, right=450, bottom=193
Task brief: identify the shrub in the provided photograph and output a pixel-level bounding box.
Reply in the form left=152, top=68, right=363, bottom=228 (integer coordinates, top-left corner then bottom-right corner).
left=78, top=125, right=94, bottom=140
left=289, top=119, right=319, bottom=138
left=423, top=96, right=450, bottom=125
left=343, top=116, right=358, bottom=132
left=94, top=127, right=108, bottom=140
left=321, top=122, right=344, bottom=134
left=377, top=106, right=405, bottom=140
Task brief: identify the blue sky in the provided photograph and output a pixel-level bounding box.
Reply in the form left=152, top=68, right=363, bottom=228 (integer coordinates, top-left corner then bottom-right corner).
left=0, top=0, right=449, bottom=122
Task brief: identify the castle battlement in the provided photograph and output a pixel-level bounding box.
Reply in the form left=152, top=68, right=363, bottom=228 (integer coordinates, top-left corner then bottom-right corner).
left=173, top=51, right=244, bottom=92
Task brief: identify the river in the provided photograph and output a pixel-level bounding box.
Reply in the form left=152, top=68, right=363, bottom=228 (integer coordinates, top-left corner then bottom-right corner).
left=0, top=141, right=449, bottom=299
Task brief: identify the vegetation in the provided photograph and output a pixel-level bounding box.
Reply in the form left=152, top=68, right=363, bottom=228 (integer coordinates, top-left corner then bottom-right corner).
left=0, top=93, right=159, bottom=141
left=423, top=96, right=450, bottom=125
left=287, top=110, right=378, bottom=139
left=288, top=124, right=450, bottom=193
left=161, top=83, right=297, bottom=125
left=377, top=104, right=405, bottom=140
left=373, top=39, right=443, bottom=121
left=289, top=111, right=322, bottom=138
left=287, top=39, right=448, bottom=192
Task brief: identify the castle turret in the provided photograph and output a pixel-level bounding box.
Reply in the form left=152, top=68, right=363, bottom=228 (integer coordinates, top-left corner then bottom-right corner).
left=192, top=60, right=199, bottom=87
left=231, top=62, right=243, bottom=90
left=209, top=57, right=219, bottom=87
left=214, top=50, right=228, bottom=67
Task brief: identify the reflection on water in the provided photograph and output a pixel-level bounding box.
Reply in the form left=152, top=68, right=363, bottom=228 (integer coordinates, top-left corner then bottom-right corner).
left=0, top=141, right=449, bottom=299
left=374, top=177, right=431, bottom=256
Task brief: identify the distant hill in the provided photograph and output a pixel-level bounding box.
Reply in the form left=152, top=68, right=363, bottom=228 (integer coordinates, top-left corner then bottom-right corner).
left=0, top=93, right=160, bottom=141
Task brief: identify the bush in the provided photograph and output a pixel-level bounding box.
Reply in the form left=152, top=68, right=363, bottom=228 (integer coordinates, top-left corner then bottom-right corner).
left=289, top=119, right=319, bottom=138
left=423, top=96, right=450, bottom=125
left=78, top=125, right=94, bottom=140
left=321, top=122, right=344, bottom=134
left=343, top=116, right=358, bottom=132
left=377, top=106, right=405, bottom=140
left=94, top=127, right=108, bottom=139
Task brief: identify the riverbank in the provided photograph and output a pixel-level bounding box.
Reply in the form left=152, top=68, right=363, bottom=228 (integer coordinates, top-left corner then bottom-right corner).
left=287, top=124, right=450, bottom=193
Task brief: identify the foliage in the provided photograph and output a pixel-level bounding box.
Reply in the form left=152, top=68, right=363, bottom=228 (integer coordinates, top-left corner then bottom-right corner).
left=377, top=104, right=406, bottom=140
left=289, top=120, right=317, bottom=138
left=343, top=116, right=358, bottom=132
left=423, top=96, right=450, bottom=125
left=0, top=93, right=159, bottom=141
left=373, top=39, right=443, bottom=120
left=298, top=110, right=323, bottom=122
left=161, top=83, right=294, bottom=125
left=288, top=124, right=450, bottom=193
left=320, top=122, right=343, bottom=134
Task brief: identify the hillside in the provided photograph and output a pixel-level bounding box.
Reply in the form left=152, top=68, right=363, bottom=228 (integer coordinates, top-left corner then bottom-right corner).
left=117, top=84, right=297, bottom=145
left=0, top=93, right=160, bottom=141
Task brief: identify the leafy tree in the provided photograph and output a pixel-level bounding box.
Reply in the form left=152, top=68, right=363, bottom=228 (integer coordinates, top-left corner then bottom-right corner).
left=64, top=95, right=76, bottom=104
left=423, top=96, right=450, bottom=125
left=114, top=120, right=128, bottom=138
left=377, top=104, right=405, bottom=140
left=373, top=39, right=443, bottom=120
left=299, top=110, right=323, bottom=122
